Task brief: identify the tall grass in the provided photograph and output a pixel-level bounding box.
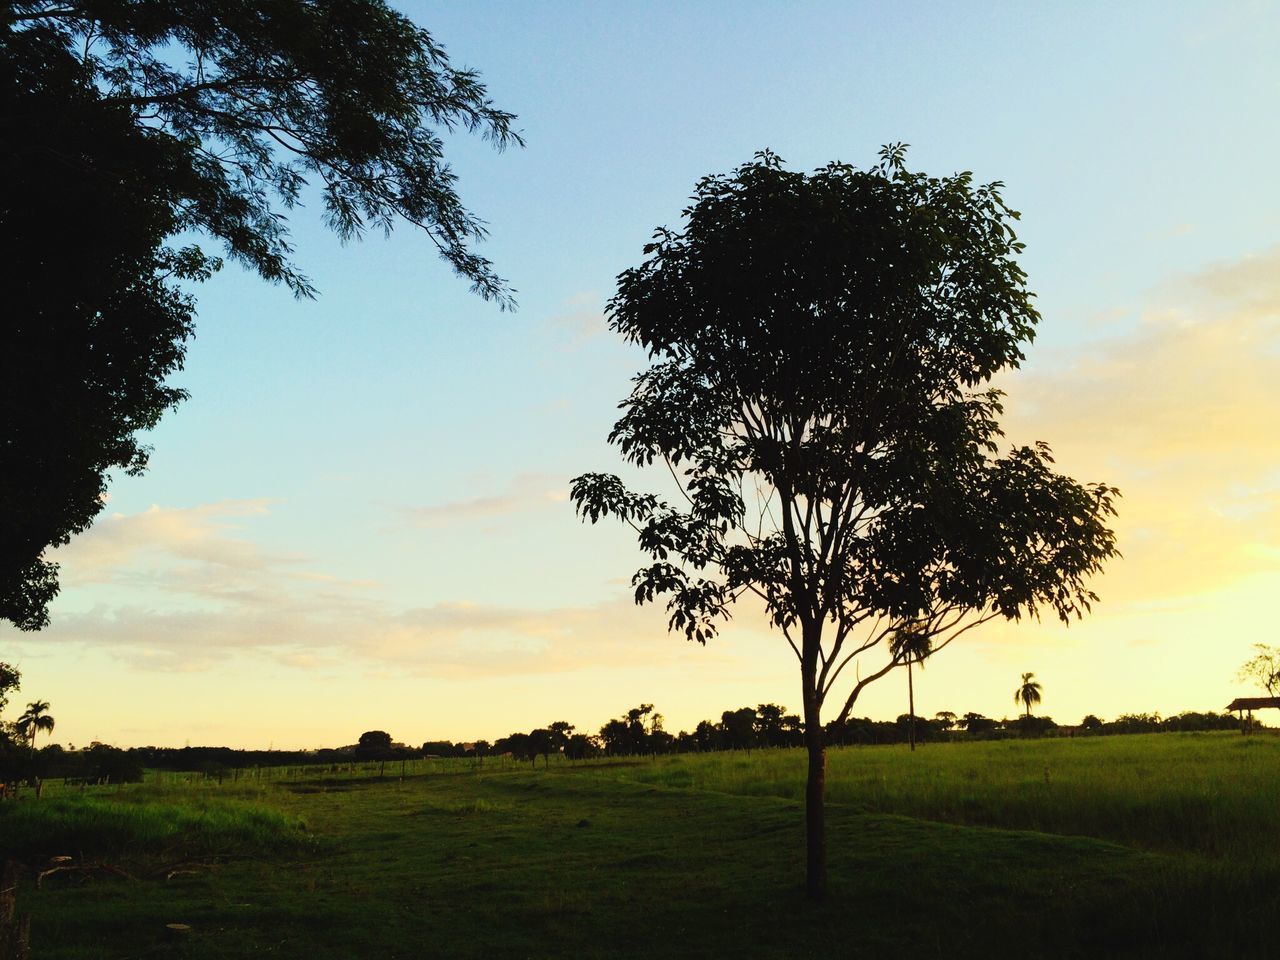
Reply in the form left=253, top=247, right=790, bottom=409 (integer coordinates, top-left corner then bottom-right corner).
left=0, top=789, right=308, bottom=859
left=602, top=732, right=1280, bottom=862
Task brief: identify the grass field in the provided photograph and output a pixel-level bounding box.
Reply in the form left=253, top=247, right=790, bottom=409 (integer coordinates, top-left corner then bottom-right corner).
left=5, top=733, right=1279, bottom=959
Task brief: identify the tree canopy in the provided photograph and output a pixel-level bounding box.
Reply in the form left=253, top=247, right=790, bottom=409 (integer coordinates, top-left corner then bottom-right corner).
left=1237, top=644, right=1280, bottom=697
left=571, top=147, right=1119, bottom=897
left=1, top=1, right=521, bottom=629
left=1015, top=672, right=1044, bottom=718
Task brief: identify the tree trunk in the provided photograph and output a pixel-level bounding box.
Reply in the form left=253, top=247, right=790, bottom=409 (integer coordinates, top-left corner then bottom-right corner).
left=799, top=615, right=827, bottom=901
left=907, top=662, right=916, bottom=752
left=804, top=725, right=826, bottom=901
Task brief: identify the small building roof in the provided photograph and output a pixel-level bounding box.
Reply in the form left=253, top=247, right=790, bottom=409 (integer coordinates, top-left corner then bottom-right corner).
left=1226, top=697, right=1280, bottom=711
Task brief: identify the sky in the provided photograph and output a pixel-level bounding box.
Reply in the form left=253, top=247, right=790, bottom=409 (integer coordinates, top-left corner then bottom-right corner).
left=4, top=1, right=1280, bottom=749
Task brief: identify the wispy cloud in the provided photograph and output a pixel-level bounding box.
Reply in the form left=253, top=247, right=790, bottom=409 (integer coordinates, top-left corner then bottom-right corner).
left=998, top=245, right=1280, bottom=607
left=546, top=292, right=609, bottom=347
left=27, top=498, right=702, bottom=677
left=401, top=473, right=569, bottom=528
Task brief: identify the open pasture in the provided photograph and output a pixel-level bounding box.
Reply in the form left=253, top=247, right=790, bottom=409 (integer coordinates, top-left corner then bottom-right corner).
left=6, top=733, right=1279, bottom=959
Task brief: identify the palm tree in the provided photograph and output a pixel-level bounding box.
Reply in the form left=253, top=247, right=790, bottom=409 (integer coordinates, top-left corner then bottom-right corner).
left=16, top=700, right=55, bottom=752
left=891, top=626, right=933, bottom=751
left=1014, top=673, right=1042, bottom=720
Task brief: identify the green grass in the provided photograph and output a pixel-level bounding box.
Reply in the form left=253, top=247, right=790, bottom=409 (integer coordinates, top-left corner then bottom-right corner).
left=7, top=733, right=1280, bottom=959
left=0, top=784, right=309, bottom=860
left=609, top=732, right=1280, bottom=861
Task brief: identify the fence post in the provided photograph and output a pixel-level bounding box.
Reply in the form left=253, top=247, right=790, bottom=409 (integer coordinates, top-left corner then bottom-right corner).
left=2, top=860, right=32, bottom=960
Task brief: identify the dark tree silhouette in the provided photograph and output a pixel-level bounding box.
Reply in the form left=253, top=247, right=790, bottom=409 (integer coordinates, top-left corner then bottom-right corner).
left=1237, top=644, right=1280, bottom=696
left=16, top=699, right=53, bottom=751
left=1015, top=672, right=1043, bottom=719
left=720, top=708, right=757, bottom=752
left=494, top=732, right=536, bottom=763
left=961, top=713, right=997, bottom=735
left=2, top=2, right=521, bottom=629
left=0, top=663, right=19, bottom=717
left=528, top=728, right=556, bottom=767
left=563, top=733, right=599, bottom=761
left=548, top=721, right=576, bottom=755
left=890, top=626, right=933, bottom=751
left=354, top=730, right=393, bottom=759
left=599, top=704, right=665, bottom=756
left=572, top=147, right=1119, bottom=899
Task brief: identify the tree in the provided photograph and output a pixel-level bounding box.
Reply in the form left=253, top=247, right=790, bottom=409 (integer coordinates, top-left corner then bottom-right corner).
left=527, top=728, right=555, bottom=767
left=961, top=713, right=997, bottom=736
left=2, top=2, right=522, bottom=629
left=1237, top=644, right=1280, bottom=697
left=890, top=625, right=933, bottom=751
left=354, top=730, right=393, bottom=760
left=0, top=663, right=19, bottom=717
left=571, top=148, right=1119, bottom=899
left=563, top=733, right=599, bottom=762
left=16, top=699, right=53, bottom=750
left=935, top=711, right=958, bottom=732
left=494, top=731, right=535, bottom=763
left=1014, top=672, right=1043, bottom=720
left=720, top=707, right=757, bottom=752
left=548, top=721, right=576, bottom=755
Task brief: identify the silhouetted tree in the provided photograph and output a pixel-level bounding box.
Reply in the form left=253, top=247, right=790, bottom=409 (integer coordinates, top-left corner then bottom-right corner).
left=528, top=728, right=556, bottom=767
left=355, top=730, right=393, bottom=761
left=599, top=704, right=666, bottom=756
left=890, top=626, right=933, bottom=751
left=494, top=732, right=536, bottom=763
left=754, top=703, right=802, bottom=748
left=563, top=734, right=600, bottom=761
left=1080, top=714, right=1103, bottom=733
left=15, top=700, right=53, bottom=751
left=721, top=708, right=757, bottom=752
left=2, top=2, right=522, bottom=628
left=935, top=711, right=958, bottom=732
left=1015, top=673, right=1043, bottom=720
left=571, top=147, right=1119, bottom=898
left=693, top=720, right=721, bottom=752
left=0, top=663, right=19, bottom=716
left=960, top=713, right=997, bottom=736
left=1237, top=644, right=1280, bottom=696
left=548, top=721, right=575, bottom=755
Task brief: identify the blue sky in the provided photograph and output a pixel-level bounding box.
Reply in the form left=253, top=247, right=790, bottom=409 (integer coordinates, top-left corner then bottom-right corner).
left=4, top=1, right=1279, bottom=748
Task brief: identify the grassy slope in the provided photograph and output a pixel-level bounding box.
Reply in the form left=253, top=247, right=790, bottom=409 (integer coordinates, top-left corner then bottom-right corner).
left=10, top=734, right=1280, bottom=959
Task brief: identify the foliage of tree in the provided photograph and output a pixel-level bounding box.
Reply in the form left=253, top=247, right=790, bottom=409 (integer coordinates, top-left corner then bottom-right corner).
left=2, top=23, right=204, bottom=628
left=564, top=733, right=600, bottom=761
left=15, top=699, right=53, bottom=750
left=354, top=730, right=393, bottom=760
left=891, top=626, right=933, bottom=751
left=571, top=148, right=1119, bottom=897
left=493, top=731, right=535, bottom=763
left=1236, top=644, right=1280, bottom=697
left=960, top=713, right=997, bottom=735
left=2, top=1, right=521, bottom=629
left=1015, top=673, right=1043, bottom=719
left=0, top=662, right=19, bottom=716
left=599, top=704, right=667, bottom=756
left=527, top=728, right=556, bottom=766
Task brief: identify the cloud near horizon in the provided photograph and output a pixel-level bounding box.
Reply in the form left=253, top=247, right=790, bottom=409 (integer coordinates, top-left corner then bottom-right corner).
left=997, top=245, right=1280, bottom=611
left=10, top=248, right=1279, bottom=695
left=23, top=497, right=711, bottom=677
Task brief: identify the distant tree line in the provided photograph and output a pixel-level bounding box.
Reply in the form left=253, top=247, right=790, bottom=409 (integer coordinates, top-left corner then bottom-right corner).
left=0, top=705, right=1250, bottom=789
left=443, top=704, right=1250, bottom=764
